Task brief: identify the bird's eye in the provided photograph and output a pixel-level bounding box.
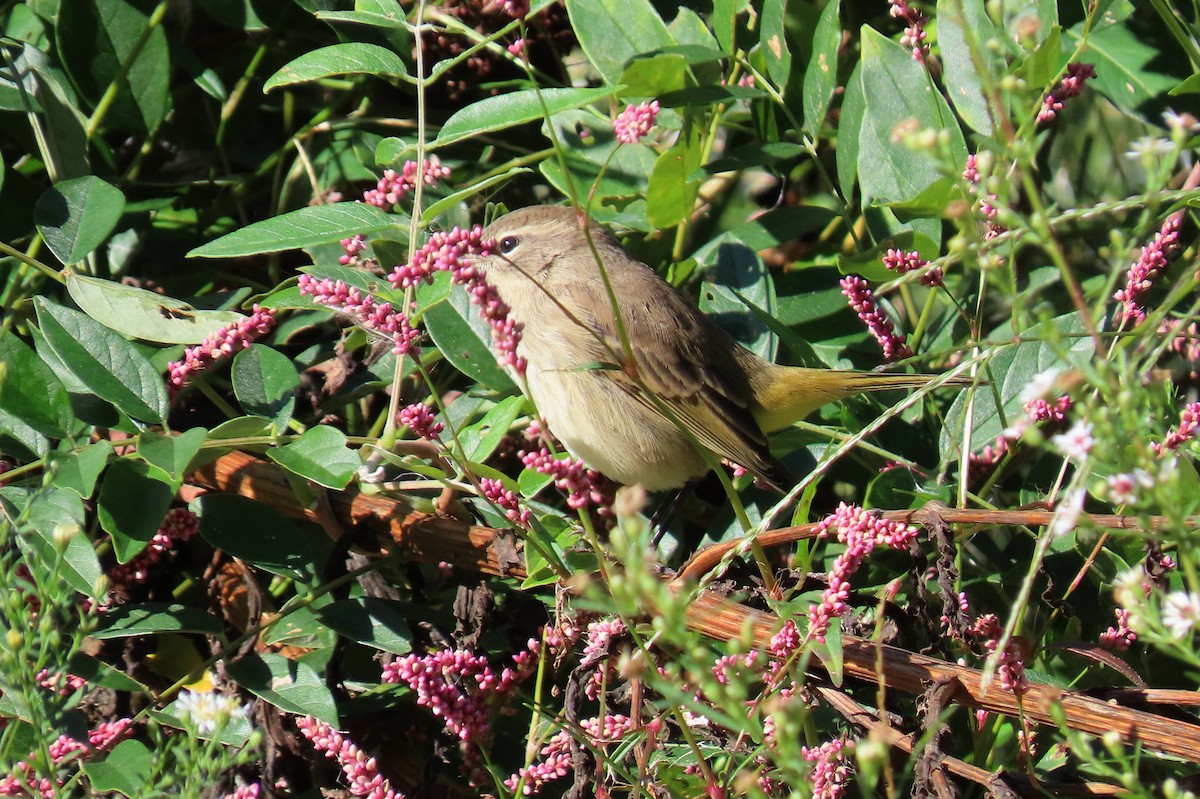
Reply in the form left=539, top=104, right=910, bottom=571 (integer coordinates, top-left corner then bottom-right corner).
left=498, top=235, right=520, bottom=255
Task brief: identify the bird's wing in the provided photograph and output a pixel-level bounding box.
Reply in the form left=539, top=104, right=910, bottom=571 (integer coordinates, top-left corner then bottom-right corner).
left=555, top=278, right=788, bottom=487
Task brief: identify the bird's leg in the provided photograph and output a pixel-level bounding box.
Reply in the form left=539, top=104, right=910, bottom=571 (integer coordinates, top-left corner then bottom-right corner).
left=649, top=480, right=699, bottom=547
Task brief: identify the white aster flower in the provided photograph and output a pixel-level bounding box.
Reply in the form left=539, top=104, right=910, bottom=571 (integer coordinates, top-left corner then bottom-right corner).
left=1161, top=591, right=1200, bottom=638
left=1048, top=486, right=1085, bottom=539
left=1018, top=367, right=1062, bottom=405
left=175, top=688, right=250, bottom=734
left=1163, top=108, right=1200, bottom=134
left=1050, top=420, right=1094, bottom=462
left=1124, top=136, right=1175, bottom=160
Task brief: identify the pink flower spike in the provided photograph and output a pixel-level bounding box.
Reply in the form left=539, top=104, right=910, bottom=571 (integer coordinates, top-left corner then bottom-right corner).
left=1155, top=401, right=1200, bottom=454
left=167, top=306, right=275, bottom=396
left=363, top=158, right=452, bottom=208
left=1037, top=62, right=1097, bottom=125
left=1113, top=215, right=1183, bottom=328
left=613, top=100, right=660, bottom=144
left=521, top=446, right=608, bottom=510
left=839, top=274, right=913, bottom=361
left=398, top=402, right=444, bottom=441
left=882, top=248, right=942, bottom=287
left=888, top=0, right=928, bottom=63
left=802, top=737, right=853, bottom=799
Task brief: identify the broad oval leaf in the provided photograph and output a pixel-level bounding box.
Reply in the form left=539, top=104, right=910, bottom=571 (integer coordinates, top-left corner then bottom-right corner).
left=264, top=43, right=410, bottom=92
left=314, top=597, right=414, bottom=654
left=433, top=87, right=618, bottom=149
left=188, top=203, right=398, bottom=259
left=419, top=272, right=515, bottom=391
left=92, top=603, right=225, bottom=638
left=136, top=428, right=207, bottom=482
left=802, top=0, right=840, bottom=132
left=0, top=332, right=72, bottom=437
left=82, top=739, right=153, bottom=798
left=267, top=425, right=360, bottom=489
left=198, top=494, right=312, bottom=578
left=67, top=272, right=243, bottom=344
left=226, top=652, right=339, bottom=724
left=98, top=458, right=176, bottom=563
left=34, top=298, right=169, bottom=423
left=24, top=487, right=104, bottom=597
left=566, top=0, right=675, bottom=84
left=233, top=345, right=299, bottom=432
left=35, top=176, right=126, bottom=265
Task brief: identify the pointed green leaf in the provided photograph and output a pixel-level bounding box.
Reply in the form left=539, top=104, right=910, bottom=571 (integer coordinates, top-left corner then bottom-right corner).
left=67, top=272, right=243, bottom=344
left=232, top=345, right=299, bottom=432
left=268, top=425, right=360, bottom=489
left=0, top=332, right=72, bottom=438
left=188, top=203, right=398, bottom=259
left=47, top=441, right=113, bottom=499
left=264, top=42, right=411, bottom=92
left=35, top=176, right=125, bottom=264
left=803, top=0, right=840, bottom=132
left=433, top=87, right=618, bottom=148
left=97, top=458, right=175, bottom=563
left=137, top=428, right=206, bottom=481
left=566, top=0, right=675, bottom=84
left=34, top=298, right=168, bottom=423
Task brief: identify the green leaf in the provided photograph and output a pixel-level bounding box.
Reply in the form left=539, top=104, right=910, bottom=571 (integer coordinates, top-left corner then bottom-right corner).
left=941, top=313, right=1095, bottom=455
left=836, top=61, right=865, bottom=197
left=856, top=26, right=967, bottom=205
left=268, top=425, right=360, bottom=489
left=937, top=0, right=998, bottom=135
left=647, top=124, right=703, bottom=227
left=92, top=603, right=224, bottom=638
left=1016, top=26, right=1063, bottom=87
left=233, top=345, right=298, bottom=432
left=97, top=458, right=175, bottom=563
left=47, top=441, right=113, bottom=499
left=188, top=203, right=398, bottom=259
left=66, top=272, right=244, bottom=344
left=803, top=0, right=840, bottom=132
left=1071, top=18, right=1181, bottom=116
left=24, top=488, right=103, bottom=597
left=433, top=87, right=618, bottom=148
left=0, top=332, right=72, bottom=438
left=566, top=0, right=675, bottom=84
left=618, top=53, right=689, bottom=99
left=198, top=494, right=313, bottom=578
left=419, top=272, right=516, bottom=391
left=225, top=652, right=339, bottom=724
left=695, top=241, right=777, bottom=361
left=314, top=598, right=413, bottom=654
left=264, top=43, right=410, bottom=92
left=82, top=739, right=153, bottom=797
left=419, top=167, right=533, bottom=225
left=56, top=0, right=170, bottom=133
left=35, top=176, right=126, bottom=265
left=759, top=0, right=791, bottom=91
left=26, top=45, right=90, bottom=180
left=462, top=395, right=525, bottom=462
left=136, top=428, right=206, bottom=482
left=34, top=298, right=168, bottom=423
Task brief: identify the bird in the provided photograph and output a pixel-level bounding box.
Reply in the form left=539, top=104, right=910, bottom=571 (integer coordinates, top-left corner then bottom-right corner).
left=472, top=204, right=964, bottom=491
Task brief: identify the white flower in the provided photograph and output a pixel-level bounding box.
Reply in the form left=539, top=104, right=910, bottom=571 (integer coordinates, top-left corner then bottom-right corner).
left=1018, top=367, right=1062, bottom=405
left=1113, top=567, right=1146, bottom=611
left=1105, top=468, right=1154, bottom=505
left=175, top=689, right=250, bottom=734
left=1163, top=108, right=1200, bottom=133
left=1048, top=486, right=1085, bottom=538
left=1124, top=136, right=1175, bottom=160
left=1050, top=420, right=1094, bottom=461
left=1161, top=591, right=1200, bottom=638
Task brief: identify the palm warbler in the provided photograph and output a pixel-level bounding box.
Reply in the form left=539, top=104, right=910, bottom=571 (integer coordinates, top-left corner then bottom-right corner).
left=474, top=205, right=962, bottom=490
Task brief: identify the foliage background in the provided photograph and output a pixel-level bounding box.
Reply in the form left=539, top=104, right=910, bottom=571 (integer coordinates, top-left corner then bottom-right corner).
left=1, top=0, right=1199, bottom=796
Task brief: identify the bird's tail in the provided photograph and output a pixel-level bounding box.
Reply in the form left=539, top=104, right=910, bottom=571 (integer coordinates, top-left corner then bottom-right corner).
left=750, top=365, right=973, bottom=433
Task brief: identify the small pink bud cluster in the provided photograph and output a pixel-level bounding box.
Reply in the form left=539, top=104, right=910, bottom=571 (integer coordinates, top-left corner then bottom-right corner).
left=1113, top=216, right=1183, bottom=327
left=363, top=158, right=452, bottom=209
left=888, top=0, right=928, bottom=62
left=397, top=402, right=443, bottom=441
left=340, top=234, right=368, bottom=266
left=108, top=508, right=200, bottom=597
left=295, top=717, right=401, bottom=799
left=388, top=227, right=526, bottom=374
left=0, top=720, right=134, bottom=797
left=1161, top=319, right=1200, bottom=371
left=839, top=275, right=913, bottom=361
left=882, top=248, right=942, bottom=287
left=1024, top=395, right=1071, bottom=424
left=381, top=640, right=541, bottom=782
left=711, top=649, right=759, bottom=685
left=963, top=154, right=1004, bottom=239
left=968, top=614, right=1027, bottom=695
left=1099, top=608, right=1136, bottom=651
left=806, top=504, right=920, bottom=642
left=521, top=447, right=607, bottom=510
left=613, top=100, right=660, bottom=144
left=503, top=715, right=632, bottom=796
left=492, top=0, right=529, bottom=17
left=763, top=619, right=801, bottom=689
left=1154, top=400, right=1200, bottom=454
left=167, top=306, right=275, bottom=396
left=35, top=669, right=87, bottom=696
left=801, top=737, right=852, bottom=799
left=479, top=477, right=530, bottom=528
left=220, top=783, right=261, bottom=799
left=1037, top=62, right=1097, bottom=125
left=298, top=274, right=420, bottom=355
left=580, top=617, right=626, bottom=700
